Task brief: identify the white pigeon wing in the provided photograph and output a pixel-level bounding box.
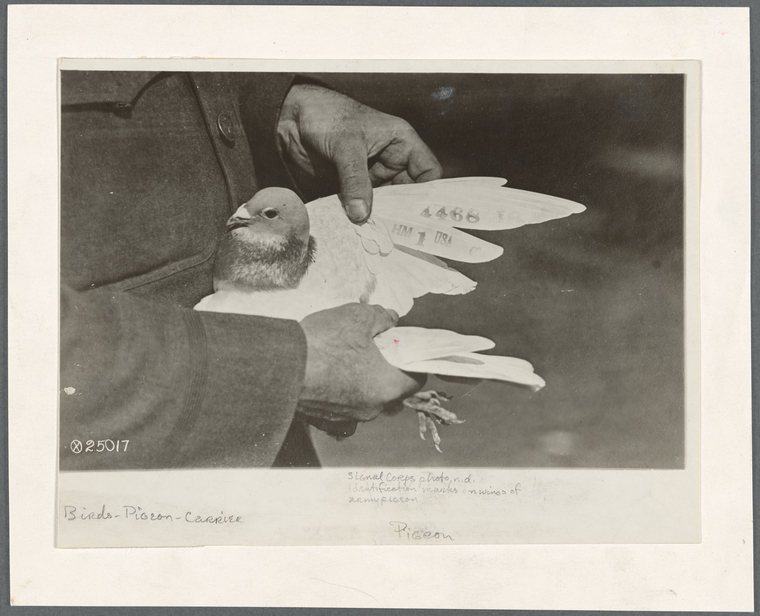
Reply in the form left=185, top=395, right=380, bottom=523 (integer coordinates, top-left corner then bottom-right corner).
left=372, top=213, right=504, bottom=263
left=374, top=326, right=494, bottom=366
left=373, top=327, right=545, bottom=391
left=362, top=246, right=476, bottom=316
left=400, top=352, right=546, bottom=392
left=372, top=177, right=586, bottom=232
left=355, top=217, right=395, bottom=255
left=375, top=177, right=509, bottom=193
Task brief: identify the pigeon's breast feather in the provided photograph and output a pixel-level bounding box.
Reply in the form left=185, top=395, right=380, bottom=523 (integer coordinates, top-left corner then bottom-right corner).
left=298, top=198, right=375, bottom=304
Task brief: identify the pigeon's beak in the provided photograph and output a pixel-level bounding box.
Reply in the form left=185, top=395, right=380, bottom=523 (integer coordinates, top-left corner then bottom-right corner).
left=226, top=204, right=253, bottom=232
left=226, top=216, right=250, bottom=232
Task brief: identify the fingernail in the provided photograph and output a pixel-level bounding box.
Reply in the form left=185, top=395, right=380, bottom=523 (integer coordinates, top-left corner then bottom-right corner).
left=347, top=199, right=370, bottom=223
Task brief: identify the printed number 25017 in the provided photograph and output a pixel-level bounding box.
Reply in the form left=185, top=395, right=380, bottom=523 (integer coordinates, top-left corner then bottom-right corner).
left=69, top=439, right=129, bottom=454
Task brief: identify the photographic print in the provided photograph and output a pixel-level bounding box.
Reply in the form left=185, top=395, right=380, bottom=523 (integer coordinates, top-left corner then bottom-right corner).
left=9, top=6, right=752, bottom=611
left=56, top=60, right=700, bottom=548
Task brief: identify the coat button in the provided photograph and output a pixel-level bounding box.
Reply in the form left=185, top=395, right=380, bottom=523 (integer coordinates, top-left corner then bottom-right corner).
left=217, top=113, right=235, bottom=143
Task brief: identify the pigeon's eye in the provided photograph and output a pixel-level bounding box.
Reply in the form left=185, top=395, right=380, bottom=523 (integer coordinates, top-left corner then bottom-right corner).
left=261, top=208, right=279, bottom=220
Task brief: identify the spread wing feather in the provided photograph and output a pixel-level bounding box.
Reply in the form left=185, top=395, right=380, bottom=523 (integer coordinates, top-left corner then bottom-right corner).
left=363, top=245, right=476, bottom=315
left=372, top=213, right=504, bottom=263
left=399, top=352, right=546, bottom=391
left=376, top=177, right=509, bottom=193
left=372, top=177, right=586, bottom=233
left=373, top=327, right=545, bottom=391
left=374, top=327, right=494, bottom=366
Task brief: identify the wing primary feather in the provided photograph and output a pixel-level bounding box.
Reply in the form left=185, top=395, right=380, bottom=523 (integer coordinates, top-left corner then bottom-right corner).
left=374, top=327, right=494, bottom=366
left=372, top=178, right=585, bottom=232
left=373, top=214, right=504, bottom=263
left=399, top=352, right=546, bottom=391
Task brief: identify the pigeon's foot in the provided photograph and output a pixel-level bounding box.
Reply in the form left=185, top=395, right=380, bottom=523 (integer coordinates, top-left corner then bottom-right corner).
left=402, top=391, right=465, bottom=453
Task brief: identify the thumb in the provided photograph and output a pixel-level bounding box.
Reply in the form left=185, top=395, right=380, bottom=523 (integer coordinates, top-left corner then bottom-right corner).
left=332, top=138, right=373, bottom=224
left=365, top=306, right=398, bottom=338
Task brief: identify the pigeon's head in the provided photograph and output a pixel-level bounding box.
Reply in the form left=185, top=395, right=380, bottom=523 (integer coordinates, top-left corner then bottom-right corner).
left=213, top=187, right=316, bottom=291
left=227, top=187, right=310, bottom=243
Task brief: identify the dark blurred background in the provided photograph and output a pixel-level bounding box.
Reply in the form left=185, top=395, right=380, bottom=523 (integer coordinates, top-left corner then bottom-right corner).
left=306, top=73, right=684, bottom=469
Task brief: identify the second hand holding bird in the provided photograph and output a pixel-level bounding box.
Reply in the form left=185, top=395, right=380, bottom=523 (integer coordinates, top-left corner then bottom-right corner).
left=297, top=304, right=425, bottom=437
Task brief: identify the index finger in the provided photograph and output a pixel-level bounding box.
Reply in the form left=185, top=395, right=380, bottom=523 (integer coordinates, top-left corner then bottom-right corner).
left=407, top=139, right=443, bottom=183
left=332, top=138, right=373, bottom=223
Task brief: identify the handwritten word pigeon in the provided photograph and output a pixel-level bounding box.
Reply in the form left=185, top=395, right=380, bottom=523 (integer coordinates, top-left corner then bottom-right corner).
left=195, top=178, right=585, bottom=451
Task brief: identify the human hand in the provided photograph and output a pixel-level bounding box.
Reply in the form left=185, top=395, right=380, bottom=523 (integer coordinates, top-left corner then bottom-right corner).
left=278, top=84, right=442, bottom=224
left=298, top=303, right=424, bottom=436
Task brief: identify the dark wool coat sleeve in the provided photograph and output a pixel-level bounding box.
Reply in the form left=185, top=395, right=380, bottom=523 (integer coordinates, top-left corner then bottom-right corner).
left=60, top=285, right=306, bottom=470
left=59, top=71, right=316, bottom=470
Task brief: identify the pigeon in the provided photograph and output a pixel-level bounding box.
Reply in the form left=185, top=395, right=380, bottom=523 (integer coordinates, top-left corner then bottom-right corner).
left=195, top=177, right=585, bottom=451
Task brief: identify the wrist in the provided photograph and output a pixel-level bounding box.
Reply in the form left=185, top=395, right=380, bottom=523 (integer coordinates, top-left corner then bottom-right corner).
left=297, top=321, right=325, bottom=404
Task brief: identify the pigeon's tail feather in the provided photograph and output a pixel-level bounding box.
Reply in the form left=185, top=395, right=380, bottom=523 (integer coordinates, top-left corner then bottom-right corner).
left=400, top=352, right=546, bottom=392
left=364, top=245, right=476, bottom=316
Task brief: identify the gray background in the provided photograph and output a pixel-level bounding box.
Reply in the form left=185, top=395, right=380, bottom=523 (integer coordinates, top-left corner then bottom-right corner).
left=309, top=72, right=686, bottom=469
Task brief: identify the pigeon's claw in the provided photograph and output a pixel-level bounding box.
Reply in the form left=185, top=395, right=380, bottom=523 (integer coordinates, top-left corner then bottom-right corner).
left=403, top=390, right=465, bottom=453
